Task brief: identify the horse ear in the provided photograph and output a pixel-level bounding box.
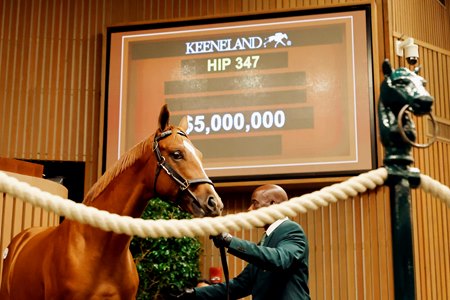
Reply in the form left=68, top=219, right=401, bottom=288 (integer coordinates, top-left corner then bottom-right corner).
left=158, top=104, right=170, bottom=131
left=382, top=59, right=392, bottom=77
left=179, top=116, right=188, bottom=132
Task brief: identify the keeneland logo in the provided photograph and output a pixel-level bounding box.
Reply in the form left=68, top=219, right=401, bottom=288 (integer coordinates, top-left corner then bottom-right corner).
left=185, top=32, right=292, bottom=54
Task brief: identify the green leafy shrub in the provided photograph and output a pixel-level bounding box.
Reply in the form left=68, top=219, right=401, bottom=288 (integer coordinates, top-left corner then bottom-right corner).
left=130, top=198, right=202, bottom=300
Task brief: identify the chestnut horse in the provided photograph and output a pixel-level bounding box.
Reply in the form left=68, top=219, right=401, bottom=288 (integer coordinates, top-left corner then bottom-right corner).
left=0, top=105, right=223, bottom=299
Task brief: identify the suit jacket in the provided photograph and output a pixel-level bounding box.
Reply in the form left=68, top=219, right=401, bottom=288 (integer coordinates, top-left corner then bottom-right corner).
left=195, top=219, right=310, bottom=300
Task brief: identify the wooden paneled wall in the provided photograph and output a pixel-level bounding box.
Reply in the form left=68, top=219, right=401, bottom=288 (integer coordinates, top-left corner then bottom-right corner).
left=1, top=0, right=449, bottom=299
left=391, top=0, right=450, bottom=50
left=0, top=0, right=104, bottom=191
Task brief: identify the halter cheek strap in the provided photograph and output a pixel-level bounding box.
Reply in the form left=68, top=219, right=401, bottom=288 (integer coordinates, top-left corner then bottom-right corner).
left=153, top=130, right=214, bottom=209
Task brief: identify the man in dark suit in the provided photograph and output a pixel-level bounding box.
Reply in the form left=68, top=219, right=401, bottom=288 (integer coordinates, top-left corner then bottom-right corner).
left=180, top=184, right=310, bottom=300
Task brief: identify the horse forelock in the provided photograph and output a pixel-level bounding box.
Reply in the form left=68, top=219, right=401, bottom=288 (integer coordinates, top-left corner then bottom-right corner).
left=84, top=135, right=154, bottom=203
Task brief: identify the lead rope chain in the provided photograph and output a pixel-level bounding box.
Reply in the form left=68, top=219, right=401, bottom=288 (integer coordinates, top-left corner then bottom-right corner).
left=0, top=168, right=449, bottom=238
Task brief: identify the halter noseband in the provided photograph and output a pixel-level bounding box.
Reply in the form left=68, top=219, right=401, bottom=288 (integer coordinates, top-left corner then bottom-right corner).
left=153, top=130, right=214, bottom=209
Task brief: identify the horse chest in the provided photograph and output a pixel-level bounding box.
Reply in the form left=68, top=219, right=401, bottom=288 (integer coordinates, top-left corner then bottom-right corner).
left=48, top=269, right=138, bottom=300
left=68, top=282, right=135, bottom=300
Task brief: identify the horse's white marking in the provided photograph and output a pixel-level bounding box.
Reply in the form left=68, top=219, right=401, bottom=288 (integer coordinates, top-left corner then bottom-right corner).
left=183, top=140, right=208, bottom=176
left=2, top=248, right=8, bottom=259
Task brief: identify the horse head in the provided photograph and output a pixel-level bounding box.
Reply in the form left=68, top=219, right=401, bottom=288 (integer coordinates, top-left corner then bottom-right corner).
left=378, top=59, right=434, bottom=163
left=380, top=59, right=433, bottom=116
left=152, top=105, right=223, bottom=217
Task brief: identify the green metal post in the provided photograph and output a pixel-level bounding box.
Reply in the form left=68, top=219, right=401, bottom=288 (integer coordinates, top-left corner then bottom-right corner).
left=384, top=165, right=419, bottom=300
left=378, top=59, right=434, bottom=300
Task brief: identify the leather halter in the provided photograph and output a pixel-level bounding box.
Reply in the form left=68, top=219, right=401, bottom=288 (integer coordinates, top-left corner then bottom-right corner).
left=152, top=129, right=214, bottom=211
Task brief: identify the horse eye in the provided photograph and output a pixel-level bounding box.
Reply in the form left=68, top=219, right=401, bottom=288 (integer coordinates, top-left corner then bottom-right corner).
left=422, top=80, right=427, bottom=87
left=171, top=151, right=183, bottom=160
left=394, top=79, right=409, bottom=85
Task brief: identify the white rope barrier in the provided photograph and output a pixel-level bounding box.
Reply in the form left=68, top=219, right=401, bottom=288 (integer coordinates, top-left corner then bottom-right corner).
left=0, top=169, right=385, bottom=238
left=0, top=167, right=449, bottom=238
left=419, top=174, right=450, bottom=208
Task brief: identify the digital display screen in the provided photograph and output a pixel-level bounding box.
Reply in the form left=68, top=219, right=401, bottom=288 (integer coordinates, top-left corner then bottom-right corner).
left=104, top=6, right=375, bottom=180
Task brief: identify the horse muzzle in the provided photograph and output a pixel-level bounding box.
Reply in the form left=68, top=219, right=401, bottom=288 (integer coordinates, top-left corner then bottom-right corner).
left=181, top=181, right=223, bottom=217
left=411, top=95, right=434, bottom=116
left=189, top=192, right=223, bottom=217
left=205, top=195, right=223, bottom=217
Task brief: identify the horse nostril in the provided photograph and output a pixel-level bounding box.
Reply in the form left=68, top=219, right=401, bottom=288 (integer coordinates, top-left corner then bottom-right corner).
left=207, top=197, right=216, bottom=209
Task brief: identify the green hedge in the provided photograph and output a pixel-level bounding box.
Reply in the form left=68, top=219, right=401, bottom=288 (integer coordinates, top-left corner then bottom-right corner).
left=130, top=198, right=202, bottom=300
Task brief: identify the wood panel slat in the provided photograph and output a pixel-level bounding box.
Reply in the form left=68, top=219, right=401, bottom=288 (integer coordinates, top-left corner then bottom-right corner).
left=392, top=0, right=450, bottom=50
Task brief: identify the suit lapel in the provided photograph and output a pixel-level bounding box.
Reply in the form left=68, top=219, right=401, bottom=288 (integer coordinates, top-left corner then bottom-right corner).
left=264, top=220, right=286, bottom=246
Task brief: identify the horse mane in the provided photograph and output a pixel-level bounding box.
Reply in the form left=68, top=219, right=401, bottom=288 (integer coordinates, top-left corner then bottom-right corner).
left=83, top=135, right=155, bottom=203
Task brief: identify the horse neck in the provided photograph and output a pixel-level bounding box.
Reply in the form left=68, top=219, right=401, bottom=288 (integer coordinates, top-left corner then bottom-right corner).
left=89, top=156, right=156, bottom=216
left=62, top=151, right=157, bottom=252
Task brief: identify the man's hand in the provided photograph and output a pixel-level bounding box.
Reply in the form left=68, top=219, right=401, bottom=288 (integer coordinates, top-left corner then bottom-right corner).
left=211, top=232, right=233, bottom=248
